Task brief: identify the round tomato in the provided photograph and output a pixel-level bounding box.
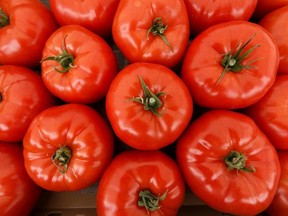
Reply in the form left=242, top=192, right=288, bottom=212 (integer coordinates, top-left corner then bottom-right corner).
left=0, top=65, right=55, bottom=142
left=0, top=0, right=58, bottom=69
left=245, top=75, right=288, bottom=150
left=181, top=21, right=279, bottom=109
left=112, top=0, right=190, bottom=68
left=23, top=103, right=114, bottom=191
left=41, top=25, right=118, bottom=104
left=176, top=110, right=281, bottom=215
left=252, top=0, right=288, bottom=21
left=96, top=150, right=185, bottom=216
left=183, top=0, right=258, bottom=36
left=49, top=0, right=119, bottom=38
left=259, top=6, right=288, bottom=75
left=105, top=62, right=193, bottom=150
left=0, top=142, right=41, bottom=216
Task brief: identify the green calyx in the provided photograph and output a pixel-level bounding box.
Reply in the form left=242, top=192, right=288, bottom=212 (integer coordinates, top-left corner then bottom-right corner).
left=51, top=146, right=72, bottom=174
left=224, top=151, right=255, bottom=173
left=216, top=34, right=261, bottom=85
left=138, top=189, right=168, bottom=213
left=130, top=75, right=165, bottom=116
left=147, top=17, right=173, bottom=51
left=41, top=35, right=75, bottom=73
left=0, top=8, right=9, bottom=28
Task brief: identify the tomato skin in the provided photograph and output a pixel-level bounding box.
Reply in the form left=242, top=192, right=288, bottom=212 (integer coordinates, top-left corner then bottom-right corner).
left=0, top=65, right=55, bottom=142
left=259, top=6, right=288, bottom=75
left=176, top=110, right=280, bottom=215
left=0, top=0, right=58, bottom=69
left=41, top=25, right=118, bottom=104
left=23, top=103, right=114, bottom=191
left=245, top=75, right=288, bottom=150
left=96, top=150, right=185, bottom=216
left=0, top=142, right=42, bottom=216
left=252, top=0, right=288, bottom=21
left=105, top=62, right=193, bottom=150
left=112, top=0, right=190, bottom=68
left=181, top=21, right=279, bottom=109
left=183, top=0, right=258, bottom=36
left=49, top=0, right=119, bottom=38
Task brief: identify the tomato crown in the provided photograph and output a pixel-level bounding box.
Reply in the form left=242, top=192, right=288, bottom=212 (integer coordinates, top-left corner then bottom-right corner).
left=138, top=189, right=168, bottom=213
left=0, top=8, right=9, bottom=28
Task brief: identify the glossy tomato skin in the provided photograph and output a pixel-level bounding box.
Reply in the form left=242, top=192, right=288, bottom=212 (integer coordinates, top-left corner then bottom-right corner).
left=49, top=0, right=119, bottom=38
left=0, top=142, right=42, bottom=216
left=41, top=25, right=118, bottom=104
left=0, top=0, right=58, bottom=69
left=23, top=103, right=114, bottom=191
left=245, top=75, right=288, bottom=150
left=176, top=110, right=281, bottom=215
left=181, top=21, right=279, bottom=109
left=267, top=151, right=288, bottom=216
left=112, top=0, right=190, bottom=68
left=252, top=0, right=288, bottom=21
left=183, top=0, right=258, bottom=36
left=0, top=65, right=55, bottom=142
left=106, top=62, right=193, bottom=150
left=259, top=6, right=288, bottom=75
left=96, top=150, right=185, bottom=216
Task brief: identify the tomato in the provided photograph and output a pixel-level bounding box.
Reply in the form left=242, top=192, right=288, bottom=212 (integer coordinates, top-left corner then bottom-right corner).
left=0, top=142, right=41, bottom=216
left=23, top=103, right=114, bottom=191
left=267, top=150, right=288, bottom=216
left=183, top=0, right=258, bottom=36
left=112, top=0, right=190, bottom=68
left=259, top=6, right=288, bottom=75
left=105, top=62, right=193, bottom=150
left=0, top=0, right=58, bottom=69
left=0, top=65, right=55, bottom=142
left=245, top=75, right=288, bottom=150
left=41, top=25, right=118, bottom=104
left=96, top=150, right=185, bottom=216
left=176, top=110, right=281, bottom=215
left=181, top=21, right=279, bottom=109
left=49, top=0, right=119, bottom=38
left=252, top=0, right=288, bottom=21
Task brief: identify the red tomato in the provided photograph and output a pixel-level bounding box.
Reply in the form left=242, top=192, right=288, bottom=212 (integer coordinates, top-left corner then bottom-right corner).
left=252, top=0, right=288, bottom=21
left=245, top=75, right=288, bottom=150
left=267, top=150, right=288, bottom=216
left=96, top=150, right=185, bottom=216
left=41, top=25, right=118, bottom=104
left=23, top=103, right=114, bottom=191
left=183, top=0, right=258, bottom=36
left=259, top=6, right=288, bottom=75
left=181, top=21, right=279, bottom=109
left=0, top=65, right=55, bottom=142
left=0, top=0, right=58, bottom=69
left=105, top=62, right=193, bottom=150
left=176, top=110, right=281, bottom=215
left=112, top=0, right=190, bottom=68
left=0, top=142, right=41, bottom=216
left=49, top=0, right=119, bottom=38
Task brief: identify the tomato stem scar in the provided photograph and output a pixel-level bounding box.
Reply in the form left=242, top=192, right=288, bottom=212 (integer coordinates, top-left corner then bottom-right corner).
left=224, top=151, right=255, bottom=173
left=0, top=8, right=9, bottom=28
left=51, top=146, right=72, bottom=174
left=138, top=189, right=168, bottom=213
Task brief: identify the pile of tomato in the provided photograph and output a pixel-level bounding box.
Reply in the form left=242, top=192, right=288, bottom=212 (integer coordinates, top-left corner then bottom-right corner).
left=1, top=0, right=288, bottom=215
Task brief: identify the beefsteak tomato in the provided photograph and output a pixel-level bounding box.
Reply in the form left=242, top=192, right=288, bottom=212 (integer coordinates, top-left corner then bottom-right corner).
left=112, top=0, right=190, bottom=68
left=176, top=110, right=281, bottom=215
left=181, top=21, right=279, bottom=109
left=96, top=150, right=185, bottom=216
left=105, top=62, right=193, bottom=150
left=23, top=103, right=114, bottom=191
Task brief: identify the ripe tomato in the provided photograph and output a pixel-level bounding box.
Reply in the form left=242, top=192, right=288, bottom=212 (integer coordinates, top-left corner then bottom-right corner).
left=252, top=0, right=288, bottom=21
left=49, top=0, right=119, bottom=38
left=0, top=142, right=41, bottom=216
left=181, top=21, right=279, bottom=109
left=259, top=6, right=288, bottom=75
left=0, top=65, right=55, bottom=142
left=245, top=75, right=288, bottom=150
left=112, top=0, right=190, bottom=68
left=183, top=0, right=258, bottom=36
left=0, top=0, right=58, bottom=69
left=96, top=150, right=185, bottom=216
left=41, top=25, right=118, bottom=104
left=176, top=110, right=281, bottom=215
left=23, top=103, right=114, bottom=191
left=105, top=62, right=193, bottom=150
left=266, top=150, right=288, bottom=216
